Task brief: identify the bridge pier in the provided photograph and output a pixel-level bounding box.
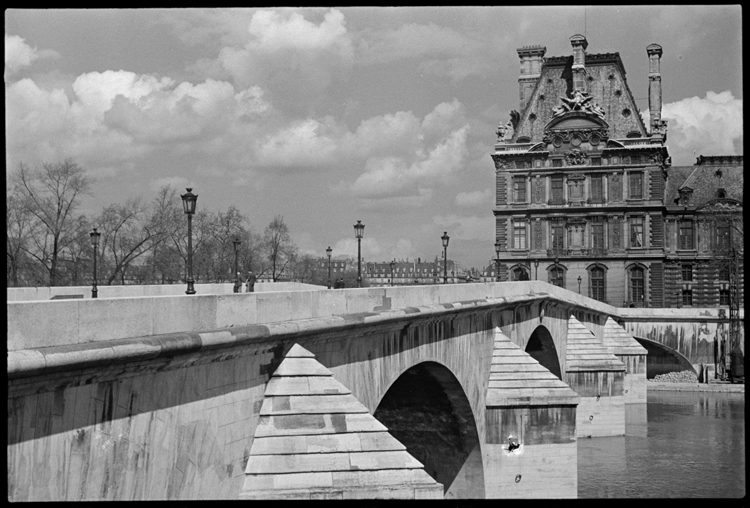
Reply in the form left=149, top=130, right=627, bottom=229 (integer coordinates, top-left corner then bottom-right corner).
left=565, top=316, right=627, bottom=437
left=484, top=328, right=580, bottom=498
left=602, top=317, right=648, bottom=403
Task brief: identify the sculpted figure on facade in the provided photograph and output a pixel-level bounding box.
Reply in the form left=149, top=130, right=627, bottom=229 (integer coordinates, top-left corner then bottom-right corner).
left=552, top=89, right=606, bottom=119
left=565, top=148, right=588, bottom=165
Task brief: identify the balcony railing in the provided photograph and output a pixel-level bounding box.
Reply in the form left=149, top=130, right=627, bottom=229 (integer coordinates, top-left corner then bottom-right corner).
left=545, top=248, right=608, bottom=257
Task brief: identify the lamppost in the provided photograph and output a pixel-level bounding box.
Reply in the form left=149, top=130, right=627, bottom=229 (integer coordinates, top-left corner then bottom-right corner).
left=494, top=241, right=502, bottom=282
left=326, top=246, right=332, bottom=289
left=181, top=188, right=198, bottom=295
left=534, top=259, right=540, bottom=280
left=390, top=260, right=395, bottom=287
left=578, top=275, right=582, bottom=294
left=89, top=228, right=100, bottom=298
left=354, top=220, right=364, bottom=287
left=441, top=231, right=450, bottom=284
left=232, top=237, right=241, bottom=293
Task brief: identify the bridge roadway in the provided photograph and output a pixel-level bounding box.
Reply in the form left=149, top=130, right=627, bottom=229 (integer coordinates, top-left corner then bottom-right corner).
left=6, top=281, right=738, bottom=500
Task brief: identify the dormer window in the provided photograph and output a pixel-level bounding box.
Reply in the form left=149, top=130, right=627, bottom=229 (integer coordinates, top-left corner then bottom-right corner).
left=679, top=189, right=693, bottom=205
left=717, top=188, right=727, bottom=198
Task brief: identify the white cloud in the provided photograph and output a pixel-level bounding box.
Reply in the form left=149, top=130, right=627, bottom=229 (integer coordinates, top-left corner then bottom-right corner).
left=661, top=91, right=743, bottom=165
left=5, top=35, right=38, bottom=77
left=5, top=70, right=272, bottom=172
left=255, top=118, right=339, bottom=167
left=455, top=188, right=492, bottom=207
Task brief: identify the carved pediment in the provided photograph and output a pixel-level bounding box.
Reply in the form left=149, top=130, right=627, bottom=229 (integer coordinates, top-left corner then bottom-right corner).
left=696, top=198, right=743, bottom=214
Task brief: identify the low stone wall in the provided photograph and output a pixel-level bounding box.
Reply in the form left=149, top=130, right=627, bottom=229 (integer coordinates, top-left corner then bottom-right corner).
left=6, top=282, right=321, bottom=302
left=7, top=282, right=615, bottom=352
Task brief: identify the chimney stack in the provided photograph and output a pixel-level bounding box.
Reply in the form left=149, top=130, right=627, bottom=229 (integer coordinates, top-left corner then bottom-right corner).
left=570, top=34, right=588, bottom=92
left=516, top=45, right=546, bottom=111
left=646, top=43, right=664, bottom=133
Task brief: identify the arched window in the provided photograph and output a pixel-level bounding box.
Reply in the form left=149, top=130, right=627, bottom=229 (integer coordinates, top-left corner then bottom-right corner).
left=549, top=265, right=565, bottom=288
left=629, top=266, right=645, bottom=305
left=512, top=267, right=529, bottom=281
left=589, top=266, right=606, bottom=302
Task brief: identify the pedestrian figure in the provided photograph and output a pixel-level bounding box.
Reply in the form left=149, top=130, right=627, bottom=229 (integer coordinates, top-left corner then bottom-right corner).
left=333, top=278, right=340, bottom=289
left=339, top=278, right=345, bottom=289
left=233, top=271, right=241, bottom=293
left=246, top=270, right=256, bottom=293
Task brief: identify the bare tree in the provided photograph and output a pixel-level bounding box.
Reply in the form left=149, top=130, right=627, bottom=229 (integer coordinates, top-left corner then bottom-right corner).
left=263, top=215, right=298, bottom=281
left=11, top=159, right=94, bottom=286
left=96, top=198, right=162, bottom=285
left=6, top=186, right=42, bottom=286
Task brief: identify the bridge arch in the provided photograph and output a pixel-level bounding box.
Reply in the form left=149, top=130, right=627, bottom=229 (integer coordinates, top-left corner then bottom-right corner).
left=373, top=361, right=485, bottom=499
left=524, top=325, right=562, bottom=379
left=633, top=336, right=697, bottom=378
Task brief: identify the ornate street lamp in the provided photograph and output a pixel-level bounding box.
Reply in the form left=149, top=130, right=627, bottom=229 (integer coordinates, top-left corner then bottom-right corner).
left=181, top=188, right=198, bottom=295
left=578, top=275, right=582, bottom=294
left=390, top=260, right=395, bottom=287
left=354, top=220, right=365, bottom=287
left=89, top=228, right=101, bottom=298
left=441, top=232, right=450, bottom=284
left=534, top=259, right=540, bottom=280
left=326, top=246, right=332, bottom=289
left=494, top=240, right=502, bottom=282
left=232, top=237, right=242, bottom=293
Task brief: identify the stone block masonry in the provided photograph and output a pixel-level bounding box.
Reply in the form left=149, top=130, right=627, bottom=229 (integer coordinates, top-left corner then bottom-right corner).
left=565, top=316, right=626, bottom=437
left=240, top=344, right=443, bottom=500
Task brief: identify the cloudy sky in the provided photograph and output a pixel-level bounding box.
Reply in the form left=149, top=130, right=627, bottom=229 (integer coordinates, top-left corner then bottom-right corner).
left=5, top=6, right=743, bottom=270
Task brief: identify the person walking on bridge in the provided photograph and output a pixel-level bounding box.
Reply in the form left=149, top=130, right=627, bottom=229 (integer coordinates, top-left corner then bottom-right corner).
left=245, top=270, right=256, bottom=292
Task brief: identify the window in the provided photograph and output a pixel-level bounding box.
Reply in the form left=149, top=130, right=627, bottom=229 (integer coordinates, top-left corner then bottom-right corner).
left=590, top=266, right=606, bottom=302
left=513, top=267, right=529, bottom=281
left=630, top=217, right=644, bottom=248
left=716, top=221, right=731, bottom=250
left=681, top=289, right=693, bottom=306
left=719, top=265, right=730, bottom=281
left=591, top=157, right=602, bottom=166
left=550, top=223, right=565, bottom=253
left=629, top=172, right=643, bottom=199
left=553, top=159, right=563, bottom=168
left=590, top=175, right=604, bottom=203
left=720, top=289, right=731, bottom=305
left=513, top=176, right=527, bottom=202
left=549, top=266, right=565, bottom=288
left=679, top=221, right=694, bottom=250
left=551, top=175, right=564, bottom=203
left=591, top=224, right=605, bottom=253
left=631, top=155, right=642, bottom=165
left=513, top=221, right=527, bottom=249
left=630, top=267, right=645, bottom=303
left=682, top=264, right=693, bottom=282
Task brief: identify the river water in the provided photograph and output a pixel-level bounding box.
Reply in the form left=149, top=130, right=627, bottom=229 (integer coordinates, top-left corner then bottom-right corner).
left=578, top=390, right=745, bottom=498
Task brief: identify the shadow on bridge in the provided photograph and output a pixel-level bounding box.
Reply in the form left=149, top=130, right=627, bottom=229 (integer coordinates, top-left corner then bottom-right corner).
left=373, top=361, right=485, bottom=499
left=633, top=336, right=696, bottom=378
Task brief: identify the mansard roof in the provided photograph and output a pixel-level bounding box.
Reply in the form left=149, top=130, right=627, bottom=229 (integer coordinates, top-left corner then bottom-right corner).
left=667, top=156, right=743, bottom=207
left=511, top=51, right=648, bottom=144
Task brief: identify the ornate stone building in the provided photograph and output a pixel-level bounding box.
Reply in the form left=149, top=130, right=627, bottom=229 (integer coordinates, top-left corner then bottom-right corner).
left=491, top=35, right=743, bottom=308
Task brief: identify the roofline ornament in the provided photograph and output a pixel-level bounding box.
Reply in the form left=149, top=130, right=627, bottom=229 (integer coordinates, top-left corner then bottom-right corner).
left=552, top=90, right=606, bottom=119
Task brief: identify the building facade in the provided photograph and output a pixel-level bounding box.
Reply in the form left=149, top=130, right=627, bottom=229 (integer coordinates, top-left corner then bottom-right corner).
left=492, top=35, right=743, bottom=308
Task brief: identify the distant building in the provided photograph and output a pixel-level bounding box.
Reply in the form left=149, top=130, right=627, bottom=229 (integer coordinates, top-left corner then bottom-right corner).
left=491, top=35, right=743, bottom=307
left=365, top=257, right=458, bottom=286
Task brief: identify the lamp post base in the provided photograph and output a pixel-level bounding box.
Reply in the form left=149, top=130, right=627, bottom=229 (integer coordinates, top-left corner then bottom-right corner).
left=186, top=279, right=196, bottom=295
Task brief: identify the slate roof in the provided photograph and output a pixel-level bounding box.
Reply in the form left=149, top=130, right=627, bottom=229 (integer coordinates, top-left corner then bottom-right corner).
left=565, top=316, right=626, bottom=372
left=486, top=327, right=580, bottom=407
left=601, top=317, right=648, bottom=356
left=666, top=156, right=743, bottom=207
left=241, top=343, right=443, bottom=500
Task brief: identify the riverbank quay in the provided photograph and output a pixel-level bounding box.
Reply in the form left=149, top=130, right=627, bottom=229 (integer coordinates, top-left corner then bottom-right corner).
left=647, top=381, right=744, bottom=393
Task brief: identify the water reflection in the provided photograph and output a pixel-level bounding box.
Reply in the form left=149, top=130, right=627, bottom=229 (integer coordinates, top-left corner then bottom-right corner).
left=579, top=391, right=745, bottom=498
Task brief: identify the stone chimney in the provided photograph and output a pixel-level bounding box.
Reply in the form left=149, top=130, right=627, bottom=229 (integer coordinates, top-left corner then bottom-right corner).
left=570, top=34, right=588, bottom=92
left=646, top=43, right=663, bottom=132
left=516, top=45, right=546, bottom=111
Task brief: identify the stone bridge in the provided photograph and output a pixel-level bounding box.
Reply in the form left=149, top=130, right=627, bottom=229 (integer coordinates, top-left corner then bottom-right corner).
left=6, top=281, right=740, bottom=500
